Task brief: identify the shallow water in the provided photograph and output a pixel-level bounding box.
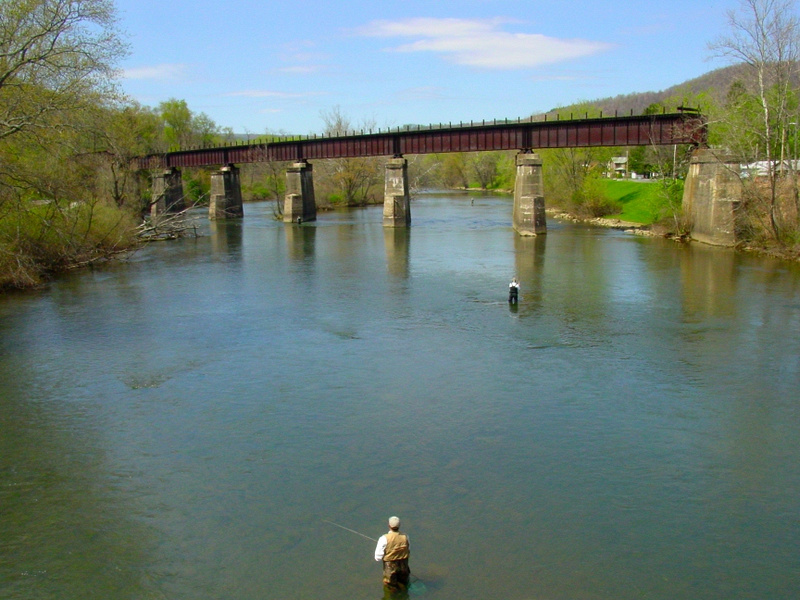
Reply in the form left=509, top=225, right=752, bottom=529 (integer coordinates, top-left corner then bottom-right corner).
left=1, top=194, right=799, bottom=599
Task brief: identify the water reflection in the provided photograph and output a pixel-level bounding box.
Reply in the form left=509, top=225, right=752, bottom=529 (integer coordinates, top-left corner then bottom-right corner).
left=210, top=220, right=243, bottom=256
left=680, top=243, right=738, bottom=320
left=384, top=228, right=410, bottom=280
left=285, top=223, right=316, bottom=262
left=513, top=234, right=546, bottom=311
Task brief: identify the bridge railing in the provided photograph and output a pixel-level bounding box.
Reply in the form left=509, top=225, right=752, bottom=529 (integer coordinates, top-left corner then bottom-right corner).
left=137, top=110, right=707, bottom=170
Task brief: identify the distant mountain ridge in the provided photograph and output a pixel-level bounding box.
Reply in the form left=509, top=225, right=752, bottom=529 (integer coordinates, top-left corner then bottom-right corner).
left=548, top=63, right=757, bottom=115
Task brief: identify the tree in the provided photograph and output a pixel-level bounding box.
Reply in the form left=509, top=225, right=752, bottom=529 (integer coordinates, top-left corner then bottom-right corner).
left=158, top=99, right=193, bottom=151
left=543, top=145, right=619, bottom=217
left=470, top=152, right=502, bottom=189
left=439, top=152, right=470, bottom=189
left=710, top=0, right=800, bottom=242
left=0, top=0, right=138, bottom=289
left=317, top=106, right=382, bottom=205
left=406, top=154, right=440, bottom=192
left=538, top=104, right=620, bottom=214
left=157, top=98, right=221, bottom=150
left=154, top=99, right=222, bottom=206
left=192, top=112, right=219, bottom=147
left=93, top=102, right=162, bottom=210
left=0, top=0, right=125, bottom=141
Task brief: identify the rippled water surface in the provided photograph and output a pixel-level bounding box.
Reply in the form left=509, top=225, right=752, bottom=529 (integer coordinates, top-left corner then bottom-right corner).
left=1, top=194, right=799, bottom=600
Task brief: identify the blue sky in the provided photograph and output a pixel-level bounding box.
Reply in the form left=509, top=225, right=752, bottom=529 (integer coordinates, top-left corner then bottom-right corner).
left=116, top=0, right=747, bottom=135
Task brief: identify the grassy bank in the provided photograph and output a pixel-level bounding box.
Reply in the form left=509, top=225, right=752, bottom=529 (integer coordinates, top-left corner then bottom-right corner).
left=600, top=179, right=681, bottom=225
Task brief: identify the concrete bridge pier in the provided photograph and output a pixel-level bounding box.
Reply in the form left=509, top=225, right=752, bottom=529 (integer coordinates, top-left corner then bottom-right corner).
left=284, top=160, right=316, bottom=223
left=682, top=148, right=741, bottom=246
left=383, top=157, right=411, bottom=227
left=151, top=167, right=184, bottom=217
left=209, top=164, right=244, bottom=219
left=513, top=153, right=547, bottom=236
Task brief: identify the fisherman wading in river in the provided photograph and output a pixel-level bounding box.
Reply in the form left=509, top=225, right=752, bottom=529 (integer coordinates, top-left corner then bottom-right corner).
left=509, top=277, right=520, bottom=304
left=374, top=516, right=410, bottom=590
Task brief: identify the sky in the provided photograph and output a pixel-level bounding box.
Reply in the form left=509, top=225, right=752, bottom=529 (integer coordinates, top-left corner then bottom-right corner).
left=115, top=0, right=750, bottom=136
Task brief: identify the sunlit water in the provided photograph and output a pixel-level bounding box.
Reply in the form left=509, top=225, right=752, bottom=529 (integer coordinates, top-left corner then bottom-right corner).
left=1, top=194, right=799, bottom=600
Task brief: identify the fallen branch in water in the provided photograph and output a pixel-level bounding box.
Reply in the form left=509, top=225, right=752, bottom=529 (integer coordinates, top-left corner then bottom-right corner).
left=137, top=207, right=200, bottom=241
left=64, top=246, right=137, bottom=270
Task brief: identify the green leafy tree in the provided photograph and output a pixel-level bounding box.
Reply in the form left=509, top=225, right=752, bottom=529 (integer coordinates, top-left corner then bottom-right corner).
left=241, top=158, right=288, bottom=219
left=0, top=0, right=125, bottom=141
left=470, top=152, right=503, bottom=189
left=406, top=154, right=441, bottom=192
left=191, top=112, right=220, bottom=147
left=157, top=98, right=221, bottom=150
left=439, top=152, right=470, bottom=189
left=93, top=102, right=162, bottom=210
left=316, top=106, right=382, bottom=205
left=158, top=98, right=194, bottom=151
left=543, top=145, right=618, bottom=217
left=627, top=146, right=651, bottom=177
left=0, top=0, right=139, bottom=290
left=154, top=99, right=222, bottom=207
left=493, top=152, right=517, bottom=190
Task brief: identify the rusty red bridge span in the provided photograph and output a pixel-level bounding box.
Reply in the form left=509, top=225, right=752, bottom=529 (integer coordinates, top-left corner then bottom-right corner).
left=144, top=110, right=715, bottom=237
left=139, top=111, right=707, bottom=170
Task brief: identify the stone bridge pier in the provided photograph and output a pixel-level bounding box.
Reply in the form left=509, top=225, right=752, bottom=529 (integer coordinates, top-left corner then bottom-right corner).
left=513, top=153, right=547, bottom=236
left=383, top=157, right=411, bottom=227
left=147, top=150, right=554, bottom=234
left=284, top=160, right=317, bottom=223
left=209, top=164, right=244, bottom=219
left=151, top=167, right=184, bottom=217
left=682, top=148, right=741, bottom=246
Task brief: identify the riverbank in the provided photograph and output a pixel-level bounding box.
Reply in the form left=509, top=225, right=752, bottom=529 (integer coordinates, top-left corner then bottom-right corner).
left=0, top=204, right=200, bottom=293
left=3, top=193, right=798, bottom=294
left=548, top=207, right=800, bottom=262
left=547, top=208, right=650, bottom=233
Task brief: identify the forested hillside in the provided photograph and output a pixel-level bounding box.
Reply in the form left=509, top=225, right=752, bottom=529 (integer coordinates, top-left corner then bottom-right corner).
left=546, top=64, right=757, bottom=116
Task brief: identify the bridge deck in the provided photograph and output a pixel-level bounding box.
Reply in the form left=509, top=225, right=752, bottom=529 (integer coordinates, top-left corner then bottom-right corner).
left=139, top=112, right=707, bottom=170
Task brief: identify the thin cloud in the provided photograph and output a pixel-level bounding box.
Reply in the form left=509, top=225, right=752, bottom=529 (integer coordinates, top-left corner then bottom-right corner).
left=277, top=40, right=331, bottom=74
left=396, top=86, right=449, bottom=101
left=121, top=63, right=187, bottom=81
left=528, top=74, right=583, bottom=82
left=358, top=17, right=612, bottom=70
left=224, top=90, right=324, bottom=99
left=278, top=65, right=326, bottom=74
left=364, top=17, right=515, bottom=38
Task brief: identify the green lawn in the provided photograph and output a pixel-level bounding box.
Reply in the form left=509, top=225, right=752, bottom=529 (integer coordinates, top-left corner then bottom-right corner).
left=601, top=179, right=677, bottom=224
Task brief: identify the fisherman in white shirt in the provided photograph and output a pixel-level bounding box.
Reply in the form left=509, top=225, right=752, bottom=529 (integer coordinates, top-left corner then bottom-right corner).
left=509, top=277, right=520, bottom=304
left=374, top=516, right=410, bottom=590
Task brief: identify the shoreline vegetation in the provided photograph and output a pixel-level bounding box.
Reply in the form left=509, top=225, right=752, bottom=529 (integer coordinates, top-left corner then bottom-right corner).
left=2, top=179, right=798, bottom=295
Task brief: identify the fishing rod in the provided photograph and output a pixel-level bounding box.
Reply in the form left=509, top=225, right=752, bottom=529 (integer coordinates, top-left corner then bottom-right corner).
left=324, top=519, right=423, bottom=586
left=323, top=520, right=378, bottom=542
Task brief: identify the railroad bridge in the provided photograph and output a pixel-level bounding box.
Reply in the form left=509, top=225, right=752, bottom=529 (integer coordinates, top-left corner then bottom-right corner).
left=140, top=110, right=737, bottom=245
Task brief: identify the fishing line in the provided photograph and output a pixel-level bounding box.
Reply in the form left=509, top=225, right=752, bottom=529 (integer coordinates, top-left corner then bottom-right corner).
left=323, top=519, right=378, bottom=542
left=324, top=520, right=423, bottom=587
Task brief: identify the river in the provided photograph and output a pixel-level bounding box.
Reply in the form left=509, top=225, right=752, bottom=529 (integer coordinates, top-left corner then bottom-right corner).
left=1, top=193, right=799, bottom=600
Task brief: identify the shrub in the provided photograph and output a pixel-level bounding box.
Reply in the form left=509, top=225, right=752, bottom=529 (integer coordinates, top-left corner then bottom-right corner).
left=0, top=199, right=139, bottom=290
left=572, top=175, right=622, bottom=217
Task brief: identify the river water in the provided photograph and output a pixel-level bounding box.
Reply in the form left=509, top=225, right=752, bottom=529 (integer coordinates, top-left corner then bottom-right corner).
left=1, top=193, right=799, bottom=600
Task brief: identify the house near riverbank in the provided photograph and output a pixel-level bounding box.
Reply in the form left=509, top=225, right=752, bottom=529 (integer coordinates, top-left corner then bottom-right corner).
left=607, top=156, right=629, bottom=178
